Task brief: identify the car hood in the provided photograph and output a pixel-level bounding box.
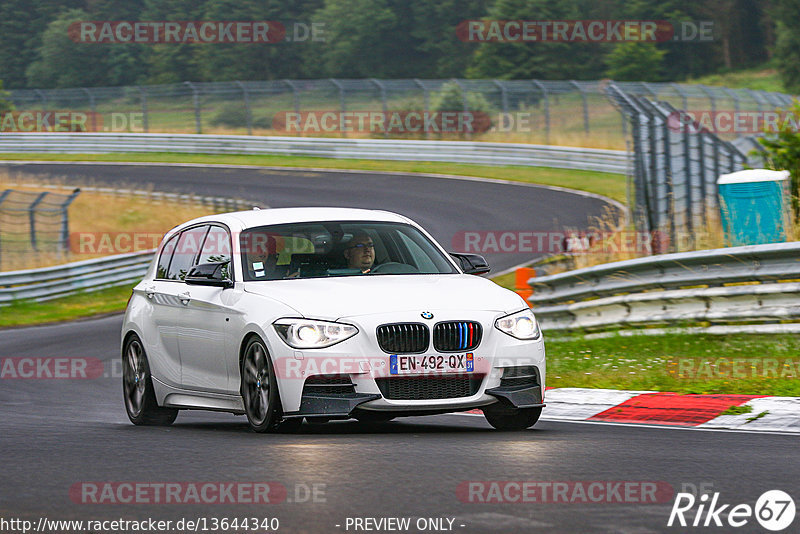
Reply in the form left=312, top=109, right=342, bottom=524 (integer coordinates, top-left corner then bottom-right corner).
left=243, top=274, right=526, bottom=320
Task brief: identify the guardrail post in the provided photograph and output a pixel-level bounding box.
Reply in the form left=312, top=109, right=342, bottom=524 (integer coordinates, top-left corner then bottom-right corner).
left=81, top=88, right=97, bottom=132
left=532, top=80, right=550, bottom=144
left=184, top=81, right=202, bottom=133
left=235, top=81, right=253, bottom=135
left=570, top=80, right=589, bottom=134
left=28, top=192, right=48, bottom=252
left=137, top=86, right=149, bottom=133
left=59, top=188, right=81, bottom=253
left=370, top=78, right=388, bottom=138
left=329, top=78, right=345, bottom=137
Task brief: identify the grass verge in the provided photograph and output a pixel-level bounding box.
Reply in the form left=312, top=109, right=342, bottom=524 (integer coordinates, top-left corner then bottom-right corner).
left=0, top=284, right=134, bottom=328
left=546, top=332, right=800, bottom=396
left=0, top=152, right=626, bottom=204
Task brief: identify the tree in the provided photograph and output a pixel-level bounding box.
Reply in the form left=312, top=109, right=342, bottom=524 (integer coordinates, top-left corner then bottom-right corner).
left=466, top=0, right=606, bottom=80
left=757, top=99, right=800, bottom=219
left=772, top=0, right=800, bottom=92
left=605, top=42, right=666, bottom=81
left=26, top=9, right=114, bottom=88
left=0, top=80, right=14, bottom=114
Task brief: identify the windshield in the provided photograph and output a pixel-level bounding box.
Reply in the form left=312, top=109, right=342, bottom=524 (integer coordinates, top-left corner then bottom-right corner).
left=240, top=221, right=458, bottom=281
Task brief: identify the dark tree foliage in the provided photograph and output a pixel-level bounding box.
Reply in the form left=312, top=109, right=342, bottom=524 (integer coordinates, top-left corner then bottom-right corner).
left=0, top=0, right=791, bottom=88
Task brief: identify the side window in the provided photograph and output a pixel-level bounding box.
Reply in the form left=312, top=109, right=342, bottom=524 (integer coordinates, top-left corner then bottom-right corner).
left=167, top=225, right=209, bottom=281
left=197, top=226, right=232, bottom=280
left=156, top=234, right=179, bottom=280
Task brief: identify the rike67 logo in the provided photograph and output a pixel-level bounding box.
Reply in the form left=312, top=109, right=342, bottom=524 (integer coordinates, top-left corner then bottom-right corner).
left=668, top=490, right=795, bottom=531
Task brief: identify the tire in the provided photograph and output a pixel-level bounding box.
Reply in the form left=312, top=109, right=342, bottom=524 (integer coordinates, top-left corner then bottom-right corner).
left=240, top=336, right=283, bottom=432
left=122, top=334, right=179, bottom=426
left=483, top=404, right=541, bottom=431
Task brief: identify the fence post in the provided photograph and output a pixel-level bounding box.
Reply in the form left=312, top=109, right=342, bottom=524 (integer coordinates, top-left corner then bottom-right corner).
left=698, top=84, right=716, bottom=116
left=745, top=89, right=764, bottom=113
left=413, top=79, right=429, bottom=140
left=34, top=89, right=47, bottom=110
left=0, top=189, right=11, bottom=269
left=28, top=192, right=48, bottom=252
left=370, top=78, right=388, bottom=138
left=283, top=79, right=300, bottom=117
left=138, top=86, right=149, bottom=133
left=184, top=81, right=202, bottom=133
left=532, top=80, right=550, bottom=144
left=235, top=81, right=253, bottom=135
left=59, top=188, right=81, bottom=253
left=451, top=79, right=472, bottom=139
left=493, top=79, right=509, bottom=115
left=81, top=88, right=98, bottom=132
left=569, top=80, right=589, bottom=134
left=671, top=83, right=688, bottom=110
left=329, top=79, right=345, bottom=137
left=722, top=87, right=740, bottom=113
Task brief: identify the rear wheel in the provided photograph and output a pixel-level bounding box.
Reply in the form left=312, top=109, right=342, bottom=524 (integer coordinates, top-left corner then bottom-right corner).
left=240, top=336, right=283, bottom=432
left=483, top=404, right=541, bottom=431
left=122, top=335, right=178, bottom=426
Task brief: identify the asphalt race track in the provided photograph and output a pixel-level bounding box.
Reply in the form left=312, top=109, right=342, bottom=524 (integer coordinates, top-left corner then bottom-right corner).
left=4, top=162, right=619, bottom=272
left=2, top=316, right=799, bottom=534
left=2, top=164, right=798, bottom=533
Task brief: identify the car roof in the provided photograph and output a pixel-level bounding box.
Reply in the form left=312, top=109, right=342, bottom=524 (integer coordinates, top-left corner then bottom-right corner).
left=177, top=207, right=414, bottom=232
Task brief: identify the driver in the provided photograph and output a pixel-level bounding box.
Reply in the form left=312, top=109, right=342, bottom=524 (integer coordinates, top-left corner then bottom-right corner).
left=343, top=232, right=375, bottom=273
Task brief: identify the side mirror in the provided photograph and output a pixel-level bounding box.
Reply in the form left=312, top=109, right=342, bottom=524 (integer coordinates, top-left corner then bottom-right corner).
left=185, top=262, right=233, bottom=288
left=449, top=253, right=491, bottom=275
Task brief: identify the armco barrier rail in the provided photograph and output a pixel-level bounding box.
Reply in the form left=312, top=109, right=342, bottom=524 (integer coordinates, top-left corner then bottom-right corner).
left=0, top=133, right=628, bottom=174
left=0, top=250, right=154, bottom=304
left=528, top=242, right=800, bottom=330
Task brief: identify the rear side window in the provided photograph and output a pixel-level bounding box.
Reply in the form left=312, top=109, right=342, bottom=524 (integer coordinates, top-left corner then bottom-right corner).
left=156, top=234, right=179, bottom=280
left=167, top=226, right=209, bottom=280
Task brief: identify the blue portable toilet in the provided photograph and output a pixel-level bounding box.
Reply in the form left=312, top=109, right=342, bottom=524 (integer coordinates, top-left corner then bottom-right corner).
left=717, top=169, right=791, bottom=246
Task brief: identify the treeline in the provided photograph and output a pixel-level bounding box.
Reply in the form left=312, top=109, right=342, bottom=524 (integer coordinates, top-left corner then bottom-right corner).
left=0, top=0, right=797, bottom=91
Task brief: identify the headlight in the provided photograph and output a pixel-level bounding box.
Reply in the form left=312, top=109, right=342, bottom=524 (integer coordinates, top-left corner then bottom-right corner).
left=494, top=309, right=541, bottom=340
left=273, top=318, right=358, bottom=349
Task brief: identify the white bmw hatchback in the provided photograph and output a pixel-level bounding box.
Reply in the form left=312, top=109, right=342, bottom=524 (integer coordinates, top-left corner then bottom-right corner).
left=122, top=207, right=546, bottom=432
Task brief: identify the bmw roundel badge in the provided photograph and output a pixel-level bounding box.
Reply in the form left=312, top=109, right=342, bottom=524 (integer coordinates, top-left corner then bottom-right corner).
left=421, top=311, right=434, bottom=320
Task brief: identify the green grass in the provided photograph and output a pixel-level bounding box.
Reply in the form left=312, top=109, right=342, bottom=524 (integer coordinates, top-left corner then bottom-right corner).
left=686, top=66, right=788, bottom=94
left=546, top=332, right=800, bottom=396
left=0, top=284, right=134, bottom=328
left=0, top=152, right=626, bottom=203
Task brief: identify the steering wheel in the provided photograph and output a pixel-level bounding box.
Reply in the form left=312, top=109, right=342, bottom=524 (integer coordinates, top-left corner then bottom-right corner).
left=369, top=262, right=419, bottom=274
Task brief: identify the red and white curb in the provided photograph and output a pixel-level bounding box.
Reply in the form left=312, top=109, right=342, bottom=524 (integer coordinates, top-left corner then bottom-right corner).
left=468, top=388, right=800, bottom=432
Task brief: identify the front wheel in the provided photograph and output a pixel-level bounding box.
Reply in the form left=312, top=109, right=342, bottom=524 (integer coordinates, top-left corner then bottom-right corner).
left=483, top=404, right=541, bottom=431
left=240, top=336, right=283, bottom=432
left=122, top=334, right=178, bottom=426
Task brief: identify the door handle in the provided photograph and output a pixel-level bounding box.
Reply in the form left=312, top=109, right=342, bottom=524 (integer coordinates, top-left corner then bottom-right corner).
left=145, top=285, right=156, bottom=299
left=179, top=291, right=191, bottom=305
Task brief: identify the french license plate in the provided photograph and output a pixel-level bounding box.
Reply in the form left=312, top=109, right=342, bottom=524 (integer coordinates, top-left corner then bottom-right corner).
left=390, top=353, right=474, bottom=375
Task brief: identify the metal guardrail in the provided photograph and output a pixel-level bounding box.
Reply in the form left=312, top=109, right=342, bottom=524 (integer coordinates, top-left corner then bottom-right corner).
left=528, top=242, right=800, bottom=330
left=0, top=133, right=629, bottom=174
left=0, top=250, right=154, bottom=304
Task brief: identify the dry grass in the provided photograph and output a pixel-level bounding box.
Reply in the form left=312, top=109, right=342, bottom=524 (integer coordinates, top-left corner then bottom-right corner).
left=0, top=172, right=213, bottom=271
